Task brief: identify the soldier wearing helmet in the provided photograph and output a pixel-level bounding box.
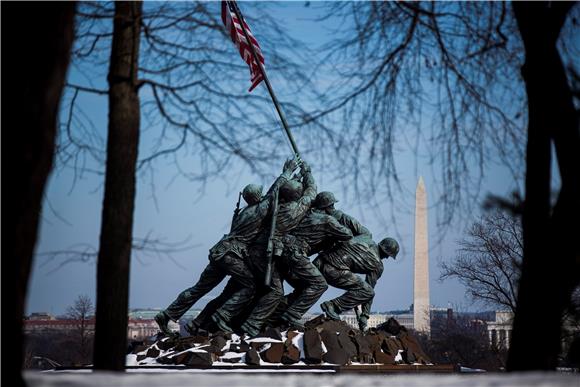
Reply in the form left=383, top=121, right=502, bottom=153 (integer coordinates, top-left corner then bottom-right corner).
left=313, top=192, right=371, bottom=237
left=240, top=160, right=319, bottom=337
left=378, top=237, right=400, bottom=260
left=155, top=158, right=298, bottom=336
left=242, top=183, right=263, bottom=206
left=266, top=201, right=356, bottom=331
left=314, top=234, right=399, bottom=332
left=311, top=191, right=399, bottom=332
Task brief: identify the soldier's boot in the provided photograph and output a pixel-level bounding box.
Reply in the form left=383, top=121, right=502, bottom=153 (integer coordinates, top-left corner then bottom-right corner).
left=320, top=301, right=341, bottom=321
left=211, top=313, right=234, bottom=334
left=240, top=321, right=261, bottom=338
left=284, top=319, right=305, bottom=332
left=184, top=319, right=200, bottom=336
left=155, top=311, right=177, bottom=337
left=280, top=313, right=305, bottom=332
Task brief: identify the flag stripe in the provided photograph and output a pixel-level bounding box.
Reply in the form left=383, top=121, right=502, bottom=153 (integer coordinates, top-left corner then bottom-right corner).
left=222, top=1, right=265, bottom=92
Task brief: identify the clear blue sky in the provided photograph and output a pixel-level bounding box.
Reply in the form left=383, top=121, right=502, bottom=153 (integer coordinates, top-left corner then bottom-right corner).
left=26, top=1, right=519, bottom=316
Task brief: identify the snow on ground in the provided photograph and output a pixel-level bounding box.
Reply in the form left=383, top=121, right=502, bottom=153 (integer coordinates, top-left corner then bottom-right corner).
left=24, top=370, right=579, bottom=387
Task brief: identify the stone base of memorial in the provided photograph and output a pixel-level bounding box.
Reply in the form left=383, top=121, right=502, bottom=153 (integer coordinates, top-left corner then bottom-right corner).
left=122, top=317, right=458, bottom=373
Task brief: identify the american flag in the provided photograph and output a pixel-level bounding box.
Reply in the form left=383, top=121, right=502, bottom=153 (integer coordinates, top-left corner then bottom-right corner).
left=221, top=0, right=265, bottom=92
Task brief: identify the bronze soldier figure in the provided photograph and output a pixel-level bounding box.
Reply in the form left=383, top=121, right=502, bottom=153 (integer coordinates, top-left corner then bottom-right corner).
left=239, top=161, right=317, bottom=336
left=312, top=192, right=399, bottom=332
left=272, top=204, right=355, bottom=329
left=154, top=159, right=298, bottom=336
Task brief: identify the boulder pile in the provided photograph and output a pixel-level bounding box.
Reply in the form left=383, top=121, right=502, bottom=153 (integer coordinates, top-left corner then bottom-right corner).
left=127, top=317, right=432, bottom=367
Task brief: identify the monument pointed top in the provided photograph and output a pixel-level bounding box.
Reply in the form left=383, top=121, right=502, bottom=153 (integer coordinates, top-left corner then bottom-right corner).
left=417, top=176, right=425, bottom=189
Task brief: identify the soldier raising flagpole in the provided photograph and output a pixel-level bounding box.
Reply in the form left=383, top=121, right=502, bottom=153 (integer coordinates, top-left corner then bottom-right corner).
left=221, top=0, right=304, bottom=286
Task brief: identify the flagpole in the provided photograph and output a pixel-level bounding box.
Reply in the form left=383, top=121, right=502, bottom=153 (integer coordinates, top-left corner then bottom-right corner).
left=229, top=0, right=301, bottom=160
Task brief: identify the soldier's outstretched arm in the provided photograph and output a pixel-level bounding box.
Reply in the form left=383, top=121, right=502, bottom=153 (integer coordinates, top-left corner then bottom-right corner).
left=283, top=161, right=318, bottom=223
left=298, top=161, right=317, bottom=206
left=339, top=212, right=372, bottom=237
left=263, top=157, right=298, bottom=198
left=327, top=217, right=354, bottom=242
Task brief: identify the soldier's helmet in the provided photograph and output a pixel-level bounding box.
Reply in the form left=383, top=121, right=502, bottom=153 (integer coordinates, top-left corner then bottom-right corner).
left=279, top=180, right=303, bottom=202
left=378, top=237, right=400, bottom=259
left=313, top=191, right=339, bottom=209
left=242, top=184, right=263, bottom=205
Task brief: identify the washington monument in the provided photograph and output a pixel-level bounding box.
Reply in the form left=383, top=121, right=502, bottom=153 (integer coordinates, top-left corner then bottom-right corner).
left=413, top=176, right=431, bottom=334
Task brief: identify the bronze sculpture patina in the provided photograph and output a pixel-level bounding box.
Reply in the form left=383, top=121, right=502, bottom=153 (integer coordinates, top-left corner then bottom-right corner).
left=312, top=191, right=400, bottom=332
left=238, top=161, right=317, bottom=336
left=267, top=194, right=355, bottom=330
left=155, top=158, right=298, bottom=335
left=155, top=170, right=399, bottom=337
left=314, top=234, right=399, bottom=332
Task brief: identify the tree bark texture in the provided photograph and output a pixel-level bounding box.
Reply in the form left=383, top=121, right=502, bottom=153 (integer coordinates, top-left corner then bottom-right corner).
left=2, top=2, right=76, bottom=385
left=508, top=1, right=579, bottom=371
left=93, top=1, right=142, bottom=371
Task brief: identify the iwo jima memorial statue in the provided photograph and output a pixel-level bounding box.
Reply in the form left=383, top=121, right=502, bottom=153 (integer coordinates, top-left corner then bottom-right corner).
left=127, top=1, right=448, bottom=372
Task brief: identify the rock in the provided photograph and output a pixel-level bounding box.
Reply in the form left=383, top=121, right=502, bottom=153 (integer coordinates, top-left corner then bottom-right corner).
left=156, top=338, right=177, bottom=351
left=382, top=336, right=404, bottom=356
left=210, top=335, right=228, bottom=354
left=351, top=333, right=374, bottom=363
left=172, top=351, right=193, bottom=365
left=198, top=344, right=221, bottom=355
left=319, top=319, right=351, bottom=335
left=373, top=349, right=396, bottom=365
left=303, top=328, right=323, bottom=364
left=211, top=331, right=232, bottom=341
left=320, top=329, right=348, bottom=365
left=337, top=332, right=357, bottom=361
left=286, top=330, right=299, bottom=341
left=229, top=341, right=250, bottom=353
left=136, top=354, right=146, bottom=362
left=304, top=314, right=326, bottom=329
left=281, top=341, right=300, bottom=364
left=250, top=341, right=274, bottom=353
left=145, top=347, right=160, bottom=358
left=367, top=330, right=396, bottom=364
left=364, top=331, right=384, bottom=353
left=376, top=317, right=402, bottom=336
left=397, top=330, right=431, bottom=364
left=254, top=327, right=282, bottom=341
left=220, top=353, right=243, bottom=363
left=245, top=348, right=261, bottom=365
left=187, top=351, right=213, bottom=366
left=260, top=342, right=284, bottom=363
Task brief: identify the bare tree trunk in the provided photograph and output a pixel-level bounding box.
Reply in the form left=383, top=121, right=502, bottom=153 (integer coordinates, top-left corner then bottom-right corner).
left=508, top=1, right=578, bottom=370
left=93, top=1, right=142, bottom=371
left=3, top=2, right=76, bottom=385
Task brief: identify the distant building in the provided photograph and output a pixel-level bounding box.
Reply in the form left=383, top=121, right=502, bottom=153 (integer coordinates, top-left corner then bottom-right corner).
left=27, top=312, right=56, bottom=321
left=129, top=308, right=181, bottom=335
left=24, top=311, right=176, bottom=339
left=487, top=311, right=514, bottom=350
left=24, top=318, right=96, bottom=335
left=338, top=312, right=414, bottom=330
left=127, top=319, right=161, bottom=340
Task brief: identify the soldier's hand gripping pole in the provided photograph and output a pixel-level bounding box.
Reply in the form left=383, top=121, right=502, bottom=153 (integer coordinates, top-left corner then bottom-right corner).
left=264, top=187, right=279, bottom=287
